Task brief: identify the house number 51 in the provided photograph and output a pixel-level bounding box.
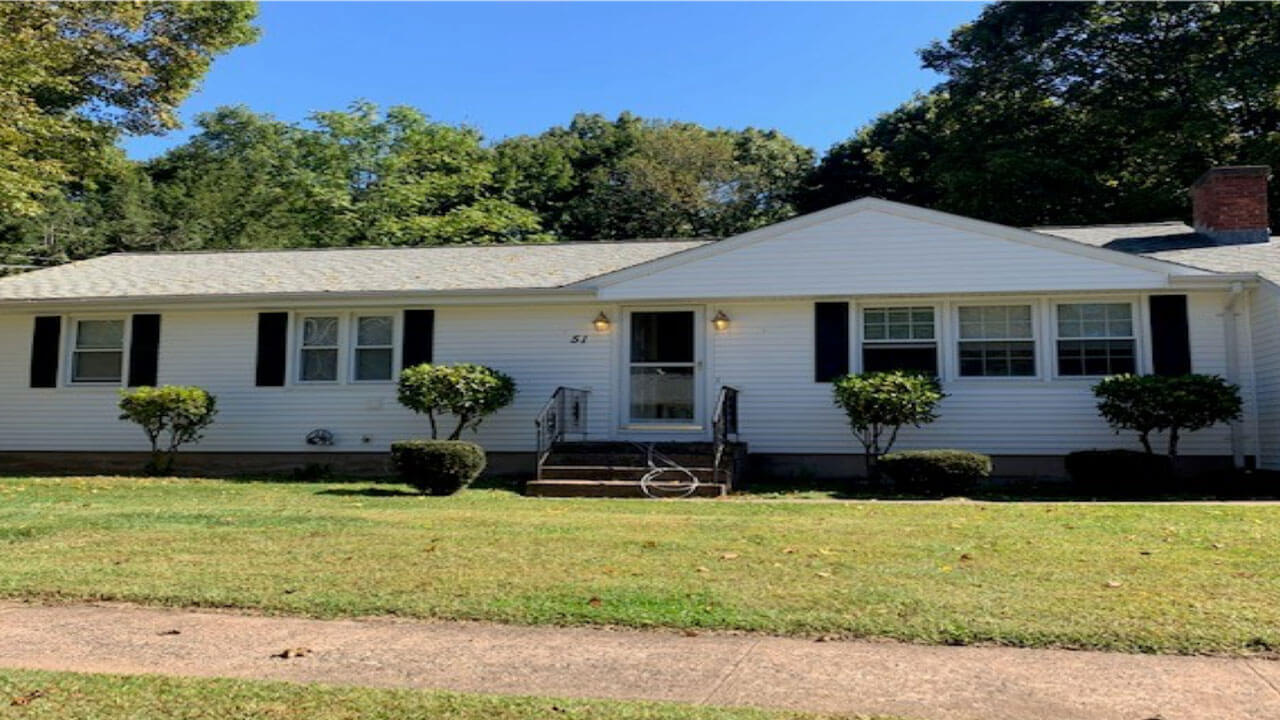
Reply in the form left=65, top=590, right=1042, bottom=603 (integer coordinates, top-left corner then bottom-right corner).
left=570, top=335, right=589, bottom=343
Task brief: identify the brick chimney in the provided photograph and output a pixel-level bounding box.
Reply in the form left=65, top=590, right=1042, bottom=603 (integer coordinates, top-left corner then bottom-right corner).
left=1190, top=165, right=1271, bottom=244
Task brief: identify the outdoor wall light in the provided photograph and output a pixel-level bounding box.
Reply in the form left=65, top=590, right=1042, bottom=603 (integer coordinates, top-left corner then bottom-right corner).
left=712, top=310, right=731, bottom=331
left=593, top=312, right=612, bottom=332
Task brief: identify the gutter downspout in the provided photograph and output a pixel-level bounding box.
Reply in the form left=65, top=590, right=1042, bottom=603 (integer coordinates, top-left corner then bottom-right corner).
left=1223, top=282, right=1246, bottom=468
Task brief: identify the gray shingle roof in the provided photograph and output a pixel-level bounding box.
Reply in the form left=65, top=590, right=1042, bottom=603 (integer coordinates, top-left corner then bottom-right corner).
left=0, top=241, right=712, bottom=303
left=1036, top=222, right=1280, bottom=284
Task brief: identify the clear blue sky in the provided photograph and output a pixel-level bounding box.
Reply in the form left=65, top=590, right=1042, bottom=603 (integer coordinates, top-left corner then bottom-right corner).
left=122, top=1, right=985, bottom=159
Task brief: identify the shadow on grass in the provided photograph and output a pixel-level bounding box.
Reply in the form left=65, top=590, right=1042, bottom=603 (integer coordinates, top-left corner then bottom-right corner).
left=737, top=470, right=1280, bottom=502
left=315, top=487, right=422, bottom=498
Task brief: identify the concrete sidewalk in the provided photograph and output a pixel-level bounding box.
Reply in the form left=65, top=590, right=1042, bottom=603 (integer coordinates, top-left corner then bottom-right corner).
left=0, top=602, right=1278, bottom=719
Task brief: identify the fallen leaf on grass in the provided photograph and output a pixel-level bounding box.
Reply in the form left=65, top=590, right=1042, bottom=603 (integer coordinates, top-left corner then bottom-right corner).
left=696, top=566, right=711, bottom=573
left=587, top=596, right=602, bottom=607
left=815, top=571, right=832, bottom=579
left=959, top=553, right=974, bottom=562
left=682, top=629, right=700, bottom=637
left=272, top=647, right=312, bottom=659
left=781, top=547, right=797, bottom=554
left=720, top=552, right=739, bottom=560
left=1104, top=581, right=1123, bottom=588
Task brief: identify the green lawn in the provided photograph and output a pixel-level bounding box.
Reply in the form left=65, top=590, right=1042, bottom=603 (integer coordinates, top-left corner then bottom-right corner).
left=0, top=669, right=869, bottom=719
left=1, top=476, right=1278, bottom=655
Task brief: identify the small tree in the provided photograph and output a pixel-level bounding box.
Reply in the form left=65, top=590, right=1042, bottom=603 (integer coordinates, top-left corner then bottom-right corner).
left=397, top=363, right=517, bottom=440
left=118, top=386, right=218, bottom=474
left=1093, top=374, right=1243, bottom=458
left=832, top=371, right=945, bottom=479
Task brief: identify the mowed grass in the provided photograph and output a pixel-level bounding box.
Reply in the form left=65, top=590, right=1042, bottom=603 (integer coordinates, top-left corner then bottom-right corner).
left=0, top=669, right=873, bottom=720
left=1, top=476, right=1278, bottom=655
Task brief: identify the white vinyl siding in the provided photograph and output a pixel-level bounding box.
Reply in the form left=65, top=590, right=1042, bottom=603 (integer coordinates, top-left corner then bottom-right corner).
left=600, top=209, right=1177, bottom=300
left=1250, top=284, right=1280, bottom=468
left=0, top=290, right=1254, bottom=460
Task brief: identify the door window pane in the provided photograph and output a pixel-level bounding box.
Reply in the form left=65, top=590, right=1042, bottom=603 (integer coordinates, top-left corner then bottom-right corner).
left=630, top=312, right=694, bottom=363
left=629, top=367, right=695, bottom=420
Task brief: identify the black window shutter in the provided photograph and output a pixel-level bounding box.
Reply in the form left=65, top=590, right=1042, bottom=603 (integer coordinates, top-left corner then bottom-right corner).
left=402, top=309, right=435, bottom=368
left=29, top=316, right=61, bottom=388
left=1149, top=295, right=1192, bottom=376
left=814, top=302, right=850, bottom=382
left=127, top=314, right=162, bottom=387
left=255, top=312, right=289, bottom=386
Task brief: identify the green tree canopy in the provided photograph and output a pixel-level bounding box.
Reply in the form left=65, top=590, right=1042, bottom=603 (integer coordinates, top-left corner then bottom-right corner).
left=0, top=1, right=259, bottom=218
left=496, top=113, right=814, bottom=240
left=802, top=1, right=1280, bottom=227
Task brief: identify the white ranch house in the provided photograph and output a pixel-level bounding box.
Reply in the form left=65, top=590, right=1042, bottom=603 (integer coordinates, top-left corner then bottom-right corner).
left=2, top=166, right=1279, bottom=487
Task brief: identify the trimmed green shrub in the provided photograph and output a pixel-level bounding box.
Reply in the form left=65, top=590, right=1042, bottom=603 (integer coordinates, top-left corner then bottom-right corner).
left=878, top=449, right=992, bottom=494
left=1093, top=374, right=1243, bottom=457
left=118, top=385, right=218, bottom=474
left=832, top=371, right=945, bottom=479
left=390, top=440, right=486, bottom=495
left=1065, top=449, right=1175, bottom=496
left=398, top=363, right=517, bottom=440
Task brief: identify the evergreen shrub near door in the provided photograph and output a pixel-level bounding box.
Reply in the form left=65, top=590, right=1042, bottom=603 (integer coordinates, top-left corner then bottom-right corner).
left=390, top=440, right=486, bottom=495
left=878, top=449, right=991, bottom=495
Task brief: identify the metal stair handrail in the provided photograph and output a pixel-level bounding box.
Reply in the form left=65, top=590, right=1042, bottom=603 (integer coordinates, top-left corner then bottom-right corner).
left=712, top=385, right=740, bottom=487
left=534, top=386, right=590, bottom=482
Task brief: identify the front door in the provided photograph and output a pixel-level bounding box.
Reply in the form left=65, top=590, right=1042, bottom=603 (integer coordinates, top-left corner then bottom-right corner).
left=624, top=309, right=703, bottom=429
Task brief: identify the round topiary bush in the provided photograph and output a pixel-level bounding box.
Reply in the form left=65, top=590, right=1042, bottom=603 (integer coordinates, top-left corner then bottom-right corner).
left=877, top=449, right=992, bottom=495
left=390, top=440, right=487, bottom=496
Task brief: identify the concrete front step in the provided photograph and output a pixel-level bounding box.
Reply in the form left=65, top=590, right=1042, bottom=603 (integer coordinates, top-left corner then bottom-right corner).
left=527, top=479, right=728, bottom=498
left=541, top=465, right=721, bottom=482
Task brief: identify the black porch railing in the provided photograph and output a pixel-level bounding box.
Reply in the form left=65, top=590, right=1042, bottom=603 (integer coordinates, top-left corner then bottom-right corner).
left=534, top=386, right=590, bottom=481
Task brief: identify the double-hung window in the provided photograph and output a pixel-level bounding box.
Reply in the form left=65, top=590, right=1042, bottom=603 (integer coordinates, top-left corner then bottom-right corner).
left=861, top=306, right=938, bottom=375
left=299, top=316, right=340, bottom=382
left=957, top=305, right=1035, bottom=377
left=71, top=319, right=125, bottom=383
left=353, top=315, right=395, bottom=381
left=1056, top=303, right=1136, bottom=376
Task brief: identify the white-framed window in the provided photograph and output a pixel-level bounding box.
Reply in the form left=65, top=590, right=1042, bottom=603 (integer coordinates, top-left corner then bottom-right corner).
left=1055, top=302, right=1137, bottom=376
left=861, top=306, right=938, bottom=375
left=352, top=314, right=395, bottom=382
left=957, top=304, right=1036, bottom=377
left=298, top=315, right=340, bottom=382
left=70, top=318, right=126, bottom=384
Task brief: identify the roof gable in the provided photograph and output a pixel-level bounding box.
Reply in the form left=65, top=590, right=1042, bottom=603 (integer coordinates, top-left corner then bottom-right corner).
left=592, top=199, right=1205, bottom=301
